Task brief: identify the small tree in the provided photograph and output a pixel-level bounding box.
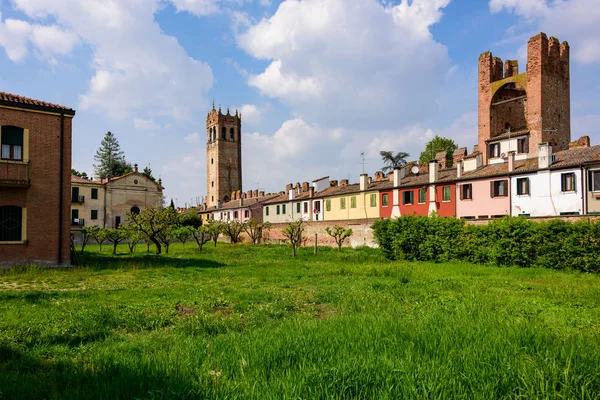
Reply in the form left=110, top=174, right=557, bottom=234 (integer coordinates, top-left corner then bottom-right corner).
left=325, top=225, right=354, bottom=252
left=105, top=228, right=128, bottom=254
left=122, top=225, right=144, bottom=253
left=282, top=219, right=304, bottom=257
left=222, top=220, right=246, bottom=244
left=206, top=220, right=224, bottom=247
left=156, top=223, right=175, bottom=254
left=80, top=225, right=99, bottom=254
left=127, top=207, right=178, bottom=255
left=172, top=227, right=190, bottom=249
left=93, top=131, right=131, bottom=178
left=93, top=227, right=108, bottom=252
left=244, top=218, right=270, bottom=245
left=188, top=226, right=211, bottom=251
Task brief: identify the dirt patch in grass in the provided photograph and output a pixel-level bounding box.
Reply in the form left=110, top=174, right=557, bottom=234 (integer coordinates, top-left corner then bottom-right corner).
left=212, top=306, right=233, bottom=316
left=314, top=303, right=336, bottom=320
left=174, top=305, right=197, bottom=318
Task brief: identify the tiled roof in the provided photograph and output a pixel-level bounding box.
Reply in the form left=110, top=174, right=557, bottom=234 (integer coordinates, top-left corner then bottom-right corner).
left=458, top=145, right=600, bottom=181
left=215, top=194, right=279, bottom=211
left=453, top=147, right=468, bottom=157
left=0, top=91, right=75, bottom=115
left=486, top=129, right=529, bottom=142
left=398, top=168, right=456, bottom=187
left=71, top=175, right=104, bottom=184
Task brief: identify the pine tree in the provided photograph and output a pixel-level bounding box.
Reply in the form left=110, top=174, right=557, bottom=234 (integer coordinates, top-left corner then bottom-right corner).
left=93, top=131, right=129, bottom=178
left=142, top=165, right=155, bottom=181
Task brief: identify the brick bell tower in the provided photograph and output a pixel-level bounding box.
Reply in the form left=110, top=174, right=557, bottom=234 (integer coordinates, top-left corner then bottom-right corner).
left=206, top=105, right=242, bottom=208
left=478, top=32, right=570, bottom=161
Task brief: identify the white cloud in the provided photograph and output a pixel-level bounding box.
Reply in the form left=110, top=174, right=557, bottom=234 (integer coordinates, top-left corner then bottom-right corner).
left=490, top=0, right=600, bottom=63
left=241, top=112, right=476, bottom=194
left=0, top=13, right=79, bottom=62
left=11, top=0, right=214, bottom=119
left=184, top=132, right=202, bottom=143
left=238, top=104, right=265, bottom=127
left=133, top=118, right=160, bottom=131
left=237, top=0, right=451, bottom=130
left=169, top=0, right=221, bottom=16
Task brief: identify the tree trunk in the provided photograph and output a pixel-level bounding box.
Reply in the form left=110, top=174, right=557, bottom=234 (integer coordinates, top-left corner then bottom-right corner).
left=113, top=242, right=118, bottom=254
left=151, top=237, right=162, bottom=255
left=165, top=242, right=170, bottom=254
left=292, top=244, right=296, bottom=257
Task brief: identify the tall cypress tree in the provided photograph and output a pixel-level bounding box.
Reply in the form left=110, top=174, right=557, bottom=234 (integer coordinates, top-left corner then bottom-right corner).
left=93, top=132, right=129, bottom=178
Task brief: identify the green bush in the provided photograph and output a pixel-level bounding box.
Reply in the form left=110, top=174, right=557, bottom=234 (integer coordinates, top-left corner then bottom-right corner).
left=373, top=215, right=600, bottom=272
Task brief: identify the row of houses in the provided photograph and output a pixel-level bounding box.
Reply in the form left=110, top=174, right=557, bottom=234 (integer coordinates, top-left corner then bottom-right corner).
left=197, top=137, right=600, bottom=224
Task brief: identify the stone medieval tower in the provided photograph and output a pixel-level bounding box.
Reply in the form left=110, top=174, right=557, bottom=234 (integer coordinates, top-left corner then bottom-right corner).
left=478, top=33, right=570, bottom=161
left=206, top=106, right=242, bottom=208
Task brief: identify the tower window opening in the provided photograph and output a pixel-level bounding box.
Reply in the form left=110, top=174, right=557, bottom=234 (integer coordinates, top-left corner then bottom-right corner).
left=221, top=127, right=226, bottom=140
left=230, top=128, right=234, bottom=141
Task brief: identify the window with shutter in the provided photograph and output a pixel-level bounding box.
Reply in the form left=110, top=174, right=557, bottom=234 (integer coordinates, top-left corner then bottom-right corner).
left=593, top=171, right=600, bottom=191
left=418, top=188, right=426, bottom=203
left=516, top=178, right=529, bottom=195
left=443, top=186, right=451, bottom=201
left=382, top=194, right=389, bottom=206
left=350, top=196, right=357, bottom=208
left=1, top=126, right=24, bottom=161
left=0, top=206, right=23, bottom=241
left=326, top=199, right=331, bottom=211
left=370, top=194, right=377, bottom=207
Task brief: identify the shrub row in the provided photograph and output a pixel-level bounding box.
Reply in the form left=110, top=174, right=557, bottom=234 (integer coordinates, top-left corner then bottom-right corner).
left=372, top=216, right=600, bottom=272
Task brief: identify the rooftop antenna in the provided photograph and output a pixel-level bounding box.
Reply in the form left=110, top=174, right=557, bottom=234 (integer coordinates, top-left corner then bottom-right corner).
left=359, top=152, right=371, bottom=174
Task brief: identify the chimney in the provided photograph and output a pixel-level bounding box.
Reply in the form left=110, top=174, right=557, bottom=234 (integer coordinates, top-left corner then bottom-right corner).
left=374, top=171, right=385, bottom=181
left=289, top=188, right=295, bottom=200
left=393, top=167, right=402, bottom=187
left=309, top=187, right=315, bottom=198
left=259, top=191, right=265, bottom=197
left=253, top=190, right=258, bottom=198
left=429, top=160, right=438, bottom=183
left=247, top=190, right=253, bottom=198
left=507, top=151, right=515, bottom=172
left=456, top=160, right=463, bottom=178
left=302, top=182, right=309, bottom=192
left=295, top=182, right=301, bottom=194
left=538, top=143, right=552, bottom=169
left=286, top=183, right=293, bottom=193
left=134, top=163, right=138, bottom=172
left=329, top=180, right=338, bottom=187
left=340, top=179, right=349, bottom=187
left=569, top=136, right=590, bottom=150
left=360, top=174, right=368, bottom=191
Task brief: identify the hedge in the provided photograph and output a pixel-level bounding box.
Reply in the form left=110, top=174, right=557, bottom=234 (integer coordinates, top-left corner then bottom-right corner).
left=372, top=216, right=600, bottom=272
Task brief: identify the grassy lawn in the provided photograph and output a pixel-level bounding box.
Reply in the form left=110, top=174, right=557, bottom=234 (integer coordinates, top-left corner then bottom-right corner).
left=1, top=243, right=600, bottom=399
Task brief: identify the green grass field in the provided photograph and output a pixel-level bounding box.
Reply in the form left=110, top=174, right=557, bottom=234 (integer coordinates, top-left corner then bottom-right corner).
left=1, top=243, right=600, bottom=399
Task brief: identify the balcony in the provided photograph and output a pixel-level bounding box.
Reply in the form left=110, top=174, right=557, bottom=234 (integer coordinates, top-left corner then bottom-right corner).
left=0, top=160, right=30, bottom=187
left=71, top=195, right=85, bottom=203
left=71, top=219, right=85, bottom=227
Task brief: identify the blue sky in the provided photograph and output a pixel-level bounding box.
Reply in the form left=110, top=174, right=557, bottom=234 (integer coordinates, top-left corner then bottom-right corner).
left=1, top=0, right=598, bottom=207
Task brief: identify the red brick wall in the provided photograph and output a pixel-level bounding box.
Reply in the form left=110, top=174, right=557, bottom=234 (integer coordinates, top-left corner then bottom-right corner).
left=0, top=107, right=72, bottom=264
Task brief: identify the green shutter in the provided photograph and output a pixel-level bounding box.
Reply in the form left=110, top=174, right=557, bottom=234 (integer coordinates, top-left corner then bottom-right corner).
left=351, top=196, right=357, bottom=208
left=326, top=199, right=331, bottom=211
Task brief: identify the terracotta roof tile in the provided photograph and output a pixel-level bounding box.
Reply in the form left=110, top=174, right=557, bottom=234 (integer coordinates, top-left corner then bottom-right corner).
left=216, top=194, right=279, bottom=210
left=0, top=91, right=75, bottom=114
left=487, top=129, right=529, bottom=142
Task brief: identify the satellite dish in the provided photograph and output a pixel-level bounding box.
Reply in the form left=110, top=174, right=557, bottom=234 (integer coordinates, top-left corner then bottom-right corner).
left=411, top=166, right=419, bottom=174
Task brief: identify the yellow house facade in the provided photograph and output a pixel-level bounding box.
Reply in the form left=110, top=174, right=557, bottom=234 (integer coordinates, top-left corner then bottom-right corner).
left=321, top=187, right=380, bottom=221
left=70, top=168, right=164, bottom=231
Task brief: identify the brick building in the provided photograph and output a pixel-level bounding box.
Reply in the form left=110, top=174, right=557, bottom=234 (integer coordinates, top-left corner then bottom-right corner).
left=206, top=106, right=242, bottom=208
left=0, top=92, right=75, bottom=265
left=478, top=33, right=570, bottom=162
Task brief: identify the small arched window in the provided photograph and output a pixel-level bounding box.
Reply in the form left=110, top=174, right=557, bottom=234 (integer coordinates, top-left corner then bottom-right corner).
left=0, top=205, right=23, bottom=241
left=223, top=195, right=230, bottom=203
left=211, top=158, right=214, bottom=165
left=1, top=126, right=24, bottom=161
left=230, top=128, right=235, bottom=141
left=221, top=127, right=226, bottom=140
left=130, top=206, right=140, bottom=215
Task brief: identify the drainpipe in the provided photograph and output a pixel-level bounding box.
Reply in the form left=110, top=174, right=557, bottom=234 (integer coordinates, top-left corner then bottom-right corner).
left=58, top=114, right=64, bottom=264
